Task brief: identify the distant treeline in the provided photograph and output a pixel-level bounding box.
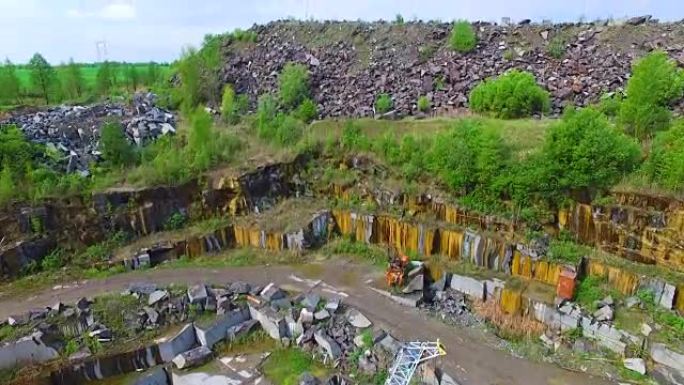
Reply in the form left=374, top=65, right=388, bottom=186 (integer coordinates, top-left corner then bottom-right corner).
left=0, top=54, right=171, bottom=108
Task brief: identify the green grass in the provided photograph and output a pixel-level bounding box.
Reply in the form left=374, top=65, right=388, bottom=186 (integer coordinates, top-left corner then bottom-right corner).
left=308, top=116, right=552, bottom=158
left=322, top=237, right=387, bottom=267
left=14, top=63, right=170, bottom=90
left=546, top=239, right=587, bottom=265
left=91, top=293, right=143, bottom=341
left=262, top=347, right=329, bottom=385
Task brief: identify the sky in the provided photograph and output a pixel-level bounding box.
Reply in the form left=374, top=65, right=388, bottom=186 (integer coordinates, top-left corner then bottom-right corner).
left=0, top=0, right=682, bottom=64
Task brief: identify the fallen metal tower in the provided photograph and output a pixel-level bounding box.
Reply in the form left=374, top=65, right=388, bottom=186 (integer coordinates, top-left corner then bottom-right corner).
left=385, top=341, right=447, bottom=385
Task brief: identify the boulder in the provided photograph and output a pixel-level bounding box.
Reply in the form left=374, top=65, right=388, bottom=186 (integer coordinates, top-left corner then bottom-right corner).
left=187, top=284, right=208, bottom=305
left=324, top=298, right=341, bottom=313
left=172, top=345, right=212, bottom=369
left=314, top=309, right=330, bottom=321
left=623, top=358, right=646, bottom=375
left=158, top=323, right=198, bottom=363
left=301, top=293, right=320, bottom=310
left=260, top=283, right=286, bottom=302
left=195, top=308, right=250, bottom=348
left=347, top=309, right=372, bottom=328
left=653, top=365, right=684, bottom=385
left=593, top=305, right=614, bottom=322
left=314, top=331, right=342, bottom=360
left=229, top=281, right=251, bottom=294
left=148, top=290, right=169, bottom=306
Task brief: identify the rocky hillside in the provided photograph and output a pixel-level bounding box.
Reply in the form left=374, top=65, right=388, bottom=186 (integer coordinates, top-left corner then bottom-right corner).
left=220, top=18, right=684, bottom=117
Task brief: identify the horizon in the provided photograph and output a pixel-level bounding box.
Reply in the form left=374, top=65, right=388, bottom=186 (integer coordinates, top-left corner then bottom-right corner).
left=1, top=0, right=683, bottom=64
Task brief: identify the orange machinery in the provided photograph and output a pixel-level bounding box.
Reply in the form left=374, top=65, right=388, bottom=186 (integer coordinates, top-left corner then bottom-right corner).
left=386, top=246, right=410, bottom=287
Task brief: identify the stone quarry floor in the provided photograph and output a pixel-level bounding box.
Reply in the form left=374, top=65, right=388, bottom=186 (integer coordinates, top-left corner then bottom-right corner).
left=0, top=260, right=611, bottom=385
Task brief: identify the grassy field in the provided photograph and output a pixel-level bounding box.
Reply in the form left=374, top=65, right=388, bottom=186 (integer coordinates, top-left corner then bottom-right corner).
left=13, top=62, right=170, bottom=90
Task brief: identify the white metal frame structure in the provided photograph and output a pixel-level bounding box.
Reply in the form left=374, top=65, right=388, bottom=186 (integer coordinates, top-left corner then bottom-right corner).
left=385, top=341, right=447, bottom=385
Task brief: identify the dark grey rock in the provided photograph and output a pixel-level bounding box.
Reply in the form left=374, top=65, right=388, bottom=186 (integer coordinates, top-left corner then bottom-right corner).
left=172, top=345, right=213, bottom=369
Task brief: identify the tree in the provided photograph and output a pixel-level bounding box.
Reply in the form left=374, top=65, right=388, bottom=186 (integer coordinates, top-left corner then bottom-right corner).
left=0, top=59, right=21, bottom=104
left=177, top=47, right=202, bottom=108
left=221, top=84, right=236, bottom=123
left=125, top=64, right=140, bottom=92
left=95, top=61, right=115, bottom=96
left=28, top=53, right=56, bottom=104
left=99, top=121, right=137, bottom=167
left=469, top=70, right=550, bottom=118
left=450, top=20, right=478, bottom=53
left=61, top=58, right=85, bottom=100
left=278, top=62, right=309, bottom=110
left=619, top=51, right=684, bottom=139
left=642, top=120, right=684, bottom=190
left=145, top=62, right=161, bottom=86
left=539, top=107, right=641, bottom=200
left=426, top=120, right=509, bottom=194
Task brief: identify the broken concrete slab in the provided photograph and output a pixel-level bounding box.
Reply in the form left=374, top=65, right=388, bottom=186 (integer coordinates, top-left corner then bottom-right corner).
left=172, top=345, right=213, bottom=369
left=195, top=308, right=251, bottom=348
left=324, top=298, right=341, bottom=313
left=149, top=290, right=169, bottom=306
left=314, top=309, right=330, bottom=321
left=301, top=293, right=320, bottom=311
left=159, top=323, right=198, bottom=363
left=347, top=309, right=372, bottom=328
left=651, top=343, right=684, bottom=372
left=450, top=274, right=486, bottom=301
left=0, top=331, right=59, bottom=370
left=249, top=304, right=289, bottom=340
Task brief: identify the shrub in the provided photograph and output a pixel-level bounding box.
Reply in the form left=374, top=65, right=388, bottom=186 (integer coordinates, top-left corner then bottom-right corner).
left=426, top=119, right=509, bottom=193
left=417, top=96, right=430, bottom=112
left=256, top=94, right=279, bottom=138
left=597, top=92, right=624, bottom=118
left=294, top=98, right=318, bottom=123
left=375, top=93, right=393, bottom=114
left=100, top=121, right=137, bottom=167
left=278, top=63, right=309, bottom=110
left=546, top=36, right=566, bottom=59
left=449, top=20, right=477, bottom=53
left=469, top=70, right=550, bottom=118
left=274, top=114, right=304, bottom=146
left=538, top=107, right=641, bottom=200
left=164, top=211, right=187, bottom=230
left=221, top=84, right=237, bottom=124
left=340, top=121, right=369, bottom=151
left=642, top=120, right=684, bottom=190
left=394, top=14, right=404, bottom=25
left=619, top=51, right=684, bottom=139
left=0, top=163, right=14, bottom=205
left=41, top=248, right=67, bottom=271
left=187, top=107, right=214, bottom=169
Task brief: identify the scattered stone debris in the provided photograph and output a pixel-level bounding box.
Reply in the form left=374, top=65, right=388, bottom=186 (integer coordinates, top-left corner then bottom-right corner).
left=219, top=20, right=683, bottom=118
left=0, top=92, right=176, bottom=173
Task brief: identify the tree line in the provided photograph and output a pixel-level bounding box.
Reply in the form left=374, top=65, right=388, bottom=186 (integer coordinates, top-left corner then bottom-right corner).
left=0, top=53, right=168, bottom=106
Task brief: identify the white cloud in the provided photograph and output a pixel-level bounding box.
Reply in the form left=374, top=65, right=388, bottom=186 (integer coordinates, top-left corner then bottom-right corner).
left=67, top=1, right=136, bottom=21
left=100, top=2, right=136, bottom=20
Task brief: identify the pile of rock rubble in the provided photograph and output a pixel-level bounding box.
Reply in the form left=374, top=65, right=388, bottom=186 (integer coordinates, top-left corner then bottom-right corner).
left=0, top=280, right=458, bottom=385
left=0, top=92, right=176, bottom=173
left=221, top=18, right=684, bottom=118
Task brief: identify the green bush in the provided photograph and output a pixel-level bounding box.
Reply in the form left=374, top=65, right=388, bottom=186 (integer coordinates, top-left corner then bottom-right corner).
left=256, top=94, right=279, bottom=137
left=221, top=84, right=237, bottom=123
left=642, top=120, right=684, bottom=190
left=597, top=92, right=624, bottom=118
left=294, top=98, right=318, bottom=123
left=417, top=96, right=430, bottom=112
left=0, top=164, right=14, bottom=205
left=449, top=20, right=477, bottom=53
left=41, top=248, right=66, bottom=271
left=278, top=63, right=309, bottom=110
left=375, top=93, right=393, bottom=114
left=274, top=114, right=304, bottom=146
left=537, top=108, right=641, bottom=201
left=546, top=36, right=566, bottom=59
left=469, top=70, right=550, bottom=118
left=340, top=121, right=369, bottom=151
left=164, top=211, right=187, bottom=230
left=619, top=51, right=684, bottom=139
left=100, top=121, right=137, bottom=167
left=426, top=119, right=509, bottom=194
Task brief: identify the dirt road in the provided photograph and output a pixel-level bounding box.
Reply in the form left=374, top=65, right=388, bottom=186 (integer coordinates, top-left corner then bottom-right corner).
left=0, top=261, right=611, bottom=385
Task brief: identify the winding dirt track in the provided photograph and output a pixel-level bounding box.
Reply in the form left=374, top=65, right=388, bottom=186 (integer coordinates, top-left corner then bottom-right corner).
left=0, top=261, right=611, bottom=385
